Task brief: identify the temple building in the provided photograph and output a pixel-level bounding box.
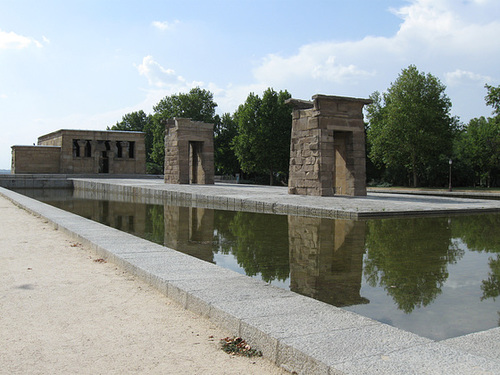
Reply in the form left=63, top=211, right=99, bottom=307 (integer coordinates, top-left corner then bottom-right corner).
left=11, top=129, right=146, bottom=174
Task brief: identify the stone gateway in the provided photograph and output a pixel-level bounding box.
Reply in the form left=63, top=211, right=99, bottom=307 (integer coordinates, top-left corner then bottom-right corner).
left=164, top=118, right=215, bottom=185
left=287, top=95, right=372, bottom=197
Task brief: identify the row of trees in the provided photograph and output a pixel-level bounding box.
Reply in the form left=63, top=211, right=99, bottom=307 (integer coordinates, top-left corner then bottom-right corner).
left=109, top=87, right=292, bottom=184
left=111, top=65, right=500, bottom=188
left=366, top=65, right=500, bottom=188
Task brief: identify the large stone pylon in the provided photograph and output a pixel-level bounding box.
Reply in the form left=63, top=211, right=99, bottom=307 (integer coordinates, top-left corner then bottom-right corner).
left=164, top=118, right=214, bottom=185
left=287, top=95, right=372, bottom=196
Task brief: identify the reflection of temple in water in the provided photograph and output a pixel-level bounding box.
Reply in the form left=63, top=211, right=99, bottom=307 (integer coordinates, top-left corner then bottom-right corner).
left=163, top=206, right=215, bottom=263
left=51, top=196, right=147, bottom=235
left=288, top=216, right=369, bottom=307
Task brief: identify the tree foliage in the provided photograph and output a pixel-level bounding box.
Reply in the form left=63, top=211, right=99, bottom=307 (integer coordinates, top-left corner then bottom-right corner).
left=485, top=84, right=500, bottom=116
left=149, top=87, right=218, bottom=172
left=232, top=88, right=292, bottom=185
left=214, top=113, right=240, bottom=175
left=366, top=65, right=456, bottom=187
left=453, top=84, right=500, bottom=187
left=454, top=116, right=500, bottom=187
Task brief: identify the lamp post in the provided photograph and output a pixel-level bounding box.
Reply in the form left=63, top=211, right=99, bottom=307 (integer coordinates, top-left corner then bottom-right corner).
left=448, top=159, right=453, bottom=192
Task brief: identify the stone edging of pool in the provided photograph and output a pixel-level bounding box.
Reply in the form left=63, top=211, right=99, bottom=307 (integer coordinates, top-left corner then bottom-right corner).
left=2, top=186, right=499, bottom=374
left=69, top=178, right=500, bottom=220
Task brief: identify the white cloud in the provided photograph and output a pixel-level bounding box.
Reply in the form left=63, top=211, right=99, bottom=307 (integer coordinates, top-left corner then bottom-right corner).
left=0, top=29, right=43, bottom=49
left=248, top=0, right=499, bottom=121
left=445, top=69, right=492, bottom=87
left=152, top=20, right=180, bottom=31
left=254, top=41, right=375, bottom=88
left=391, top=0, right=500, bottom=57
left=132, top=0, right=499, bottom=122
left=135, top=55, right=186, bottom=88
left=0, top=94, right=7, bottom=99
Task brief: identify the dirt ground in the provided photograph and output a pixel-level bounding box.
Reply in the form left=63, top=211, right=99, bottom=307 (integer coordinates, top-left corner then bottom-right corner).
left=0, top=196, right=289, bottom=374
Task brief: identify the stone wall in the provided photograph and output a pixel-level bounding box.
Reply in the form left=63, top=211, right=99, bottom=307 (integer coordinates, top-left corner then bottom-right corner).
left=12, top=129, right=146, bottom=175
left=287, top=95, right=371, bottom=196
left=164, top=118, right=214, bottom=184
left=11, top=146, right=61, bottom=174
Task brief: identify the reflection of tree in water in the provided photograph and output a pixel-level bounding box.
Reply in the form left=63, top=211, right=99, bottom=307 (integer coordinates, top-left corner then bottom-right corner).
left=452, top=214, right=500, bottom=311
left=481, top=255, right=500, bottom=301
left=213, top=211, right=289, bottom=283
left=364, top=217, right=463, bottom=313
left=452, top=214, right=500, bottom=253
left=143, top=204, right=165, bottom=245
left=480, top=255, right=500, bottom=326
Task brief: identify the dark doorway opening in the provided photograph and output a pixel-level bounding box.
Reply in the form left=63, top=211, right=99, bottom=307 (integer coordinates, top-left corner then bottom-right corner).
left=99, top=151, right=109, bottom=173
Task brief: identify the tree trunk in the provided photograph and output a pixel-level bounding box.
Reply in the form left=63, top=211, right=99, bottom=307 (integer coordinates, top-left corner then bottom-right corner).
left=412, top=153, right=418, bottom=188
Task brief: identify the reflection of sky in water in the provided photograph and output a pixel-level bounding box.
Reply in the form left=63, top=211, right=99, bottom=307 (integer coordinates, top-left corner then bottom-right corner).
left=344, top=245, right=499, bottom=341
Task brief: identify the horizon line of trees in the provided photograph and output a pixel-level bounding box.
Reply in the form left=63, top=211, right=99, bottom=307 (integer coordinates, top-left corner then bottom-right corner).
left=109, top=65, right=500, bottom=188
left=108, top=86, right=292, bottom=185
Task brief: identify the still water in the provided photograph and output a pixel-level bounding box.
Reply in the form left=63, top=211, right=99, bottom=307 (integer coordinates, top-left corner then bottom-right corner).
left=18, top=188, right=500, bottom=341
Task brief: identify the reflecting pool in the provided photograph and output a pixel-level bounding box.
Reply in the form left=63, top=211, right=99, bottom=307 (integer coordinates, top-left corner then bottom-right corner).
left=18, top=188, right=500, bottom=341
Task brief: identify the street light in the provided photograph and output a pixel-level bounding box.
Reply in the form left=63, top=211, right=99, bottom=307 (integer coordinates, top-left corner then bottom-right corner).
left=448, top=159, right=453, bottom=192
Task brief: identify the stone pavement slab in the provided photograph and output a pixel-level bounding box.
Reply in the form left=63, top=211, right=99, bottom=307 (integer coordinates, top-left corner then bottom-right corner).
left=440, top=327, right=500, bottom=363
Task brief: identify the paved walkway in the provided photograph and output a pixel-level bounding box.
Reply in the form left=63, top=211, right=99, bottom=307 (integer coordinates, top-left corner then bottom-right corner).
left=0, top=194, right=287, bottom=375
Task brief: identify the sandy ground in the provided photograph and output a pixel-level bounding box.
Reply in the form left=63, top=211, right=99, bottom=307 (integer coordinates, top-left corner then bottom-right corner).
left=0, top=196, right=289, bottom=375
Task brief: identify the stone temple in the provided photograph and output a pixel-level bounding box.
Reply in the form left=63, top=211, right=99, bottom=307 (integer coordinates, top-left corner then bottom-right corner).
left=286, top=95, right=372, bottom=197
left=11, top=129, right=146, bottom=174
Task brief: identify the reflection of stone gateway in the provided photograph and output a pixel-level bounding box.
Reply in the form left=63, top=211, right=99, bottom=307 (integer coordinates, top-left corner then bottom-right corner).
left=287, top=95, right=372, bottom=196
left=164, top=205, right=215, bottom=263
left=288, top=216, right=369, bottom=307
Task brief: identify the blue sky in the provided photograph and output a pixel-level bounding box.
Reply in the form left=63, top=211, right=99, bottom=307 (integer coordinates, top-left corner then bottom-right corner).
left=1, top=0, right=499, bottom=169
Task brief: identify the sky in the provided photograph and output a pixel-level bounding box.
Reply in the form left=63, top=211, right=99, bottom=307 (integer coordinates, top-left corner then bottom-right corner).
left=1, top=0, right=499, bottom=170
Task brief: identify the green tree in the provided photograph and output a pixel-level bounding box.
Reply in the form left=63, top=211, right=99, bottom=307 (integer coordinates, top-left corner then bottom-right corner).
left=150, top=87, right=218, bottom=171
left=453, top=84, right=500, bottom=187
left=109, top=110, right=150, bottom=132
left=366, top=65, right=456, bottom=187
left=214, top=113, right=240, bottom=176
left=455, top=116, right=500, bottom=187
left=232, top=88, right=292, bottom=185
left=485, top=84, right=500, bottom=116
